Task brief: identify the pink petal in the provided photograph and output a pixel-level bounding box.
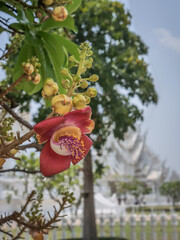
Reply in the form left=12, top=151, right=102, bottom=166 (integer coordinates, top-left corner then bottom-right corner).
left=40, top=141, right=71, bottom=177
left=71, top=133, right=93, bottom=165
left=63, top=106, right=92, bottom=127
left=34, top=117, right=64, bottom=139
left=74, top=119, right=95, bottom=134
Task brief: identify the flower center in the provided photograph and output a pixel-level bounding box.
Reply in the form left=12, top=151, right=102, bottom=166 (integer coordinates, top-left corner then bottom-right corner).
left=50, top=126, right=85, bottom=164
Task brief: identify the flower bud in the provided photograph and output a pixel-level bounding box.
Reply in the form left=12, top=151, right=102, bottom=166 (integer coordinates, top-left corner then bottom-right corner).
left=73, top=94, right=86, bottom=110
left=33, top=74, right=41, bottom=84
left=42, top=0, right=53, bottom=6
left=84, top=60, right=92, bottom=69
left=61, top=68, right=69, bottom=77
left=80, top=81, right=88, bottom=89
left=52, top=6, right=68, bottom=22
left=61, top=79, right=70, bottom=89
left=85, top=87, right=97, bottom=98
left=36, top=11, right=42, bottom=18
left=42, top=78, right=58, bottom=97
left=69, top=56, right=76, bottom=62
left=89, top=74, right=99, bottom=82
left=29, top=230, right=44, bottom=240
left=0, top=158, right=6, bottom=169
left=10, top=148, right=18, bottom=156
left=23, top=63, right=34, bottom=75
left=74, top=75, right=81, bottom=83
left=52, top=94, right=72, bottom=115
left=26, top=75, right=32, bottom=81
left=85, top=96, right=91, bottom=104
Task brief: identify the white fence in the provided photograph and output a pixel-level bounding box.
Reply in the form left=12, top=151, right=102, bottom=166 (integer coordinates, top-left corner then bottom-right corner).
left=0, top=210, right=179, bottom=240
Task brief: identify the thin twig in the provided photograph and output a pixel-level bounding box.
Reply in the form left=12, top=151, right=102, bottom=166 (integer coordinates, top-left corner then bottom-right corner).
left=0, top=102, right=33, bottom=130
left=0, top=74, right=25, bottom=99
left=12, top=226, right=26, bottom=240
left=18, top=143, right=43, bottom=151
left=0, top=168, right=40, bottom=174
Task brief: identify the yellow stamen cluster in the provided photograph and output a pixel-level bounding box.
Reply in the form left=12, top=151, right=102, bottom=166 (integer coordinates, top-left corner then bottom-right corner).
left=53, top=126, right=81, bottom=142
left=52, top=126, right=86, bottom=163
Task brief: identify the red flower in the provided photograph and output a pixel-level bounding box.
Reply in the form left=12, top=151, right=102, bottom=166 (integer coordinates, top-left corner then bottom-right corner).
left=33, top=106, right=95, bottom=177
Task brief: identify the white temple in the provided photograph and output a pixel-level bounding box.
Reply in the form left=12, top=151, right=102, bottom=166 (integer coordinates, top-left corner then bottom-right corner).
left=94, top=125, right=169, bottom=204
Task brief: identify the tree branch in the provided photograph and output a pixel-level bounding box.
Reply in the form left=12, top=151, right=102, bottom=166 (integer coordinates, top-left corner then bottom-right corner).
left=0, top=129, right=35, bottom=156
left=0, top=102, right=33, bottom=130
left=0, top=168, right=40, bottom=174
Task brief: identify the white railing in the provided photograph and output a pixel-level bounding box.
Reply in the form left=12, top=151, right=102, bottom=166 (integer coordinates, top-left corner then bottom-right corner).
left=0, top=209, right=179, bottom=240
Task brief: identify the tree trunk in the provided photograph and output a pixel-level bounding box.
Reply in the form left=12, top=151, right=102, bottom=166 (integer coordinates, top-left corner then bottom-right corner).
left=83, top=151, right=97, bottom=240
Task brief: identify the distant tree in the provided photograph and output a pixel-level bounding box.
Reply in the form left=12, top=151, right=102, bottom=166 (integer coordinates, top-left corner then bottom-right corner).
left=160, top=181, right=180, bottom=206
left=114, top=179, right=151, bottom=204
left=75, top=1, right=158, bottom=239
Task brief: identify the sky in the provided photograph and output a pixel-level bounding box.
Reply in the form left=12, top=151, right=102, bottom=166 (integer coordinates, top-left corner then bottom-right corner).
left=121, top=0, right=180, bottom=173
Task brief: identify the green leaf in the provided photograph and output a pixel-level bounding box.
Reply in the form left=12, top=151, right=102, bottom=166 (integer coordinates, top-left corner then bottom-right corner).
left=39, top=32, right=66, bottom=93
left=41, top=16, right=75, bottom=31
left=25, top=8, right=34, bottom=23
left=35, top=44, right=56, bottom=81
left=51, top=35, right=80, bottom=61
left=0, top=26, right=4, bottom=34
left=10, top=23, right=28, bottom=32
left=13, top=42, right=43, bottom=95
left=66, top=0, right=82, bottom=14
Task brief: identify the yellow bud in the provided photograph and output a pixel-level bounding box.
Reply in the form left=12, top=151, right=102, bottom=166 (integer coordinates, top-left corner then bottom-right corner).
left=52, top=94, right=72, bottom=115
left=73, top=94, right=86, bottom=110
left=42, top=0, right=53, bottom=6
left=52, top=6, right=68, bottom=22
left=69, top=56, right=76, bottom=62
left=85, top=96, right=91, bottom=104
left=89, top=74, right=99, bottom=82
left=26, top=75, right=32, bottom=81
left=74, top=75, right=81, bottom=82
left=32, top=74, right=41, bottom=84
left=10, top=148, right=18, bottom=156
left=85, top=87, right=97, bottom=98
left=42, top=78, right=59, bottom=97
left=61, top=79, right=70, bottom=89
left=80, top=81, right=88, bottom=89
left=23, top=63, right=34, bottom=75
left=84, top=60, right=92, bottom=69
left=61, top=68, right=69, bottom=77
left=0, top=158, right=6, bottom=169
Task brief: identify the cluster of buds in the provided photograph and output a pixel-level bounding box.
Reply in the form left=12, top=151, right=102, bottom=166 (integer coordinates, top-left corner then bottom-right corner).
left=41, top=42, right=99, bottom=116
left=0, top=115, right=15, bottom=142
left=22, top=57, right=41, bottom=84
left=6, top=33, right=24, bottom=55
left=60, top=42, right=99, bottom=111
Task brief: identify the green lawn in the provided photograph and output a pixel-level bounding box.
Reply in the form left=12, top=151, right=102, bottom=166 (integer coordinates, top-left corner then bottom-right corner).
left=3, top=220, right=179, bottom=240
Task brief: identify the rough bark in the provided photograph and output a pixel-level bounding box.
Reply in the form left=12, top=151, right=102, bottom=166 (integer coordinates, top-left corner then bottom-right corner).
left=83, top=151, right=97, bottom=240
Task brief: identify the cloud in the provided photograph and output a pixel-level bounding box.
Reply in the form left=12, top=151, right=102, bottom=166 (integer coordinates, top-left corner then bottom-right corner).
left=156, top=28, right=180, bottom=53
